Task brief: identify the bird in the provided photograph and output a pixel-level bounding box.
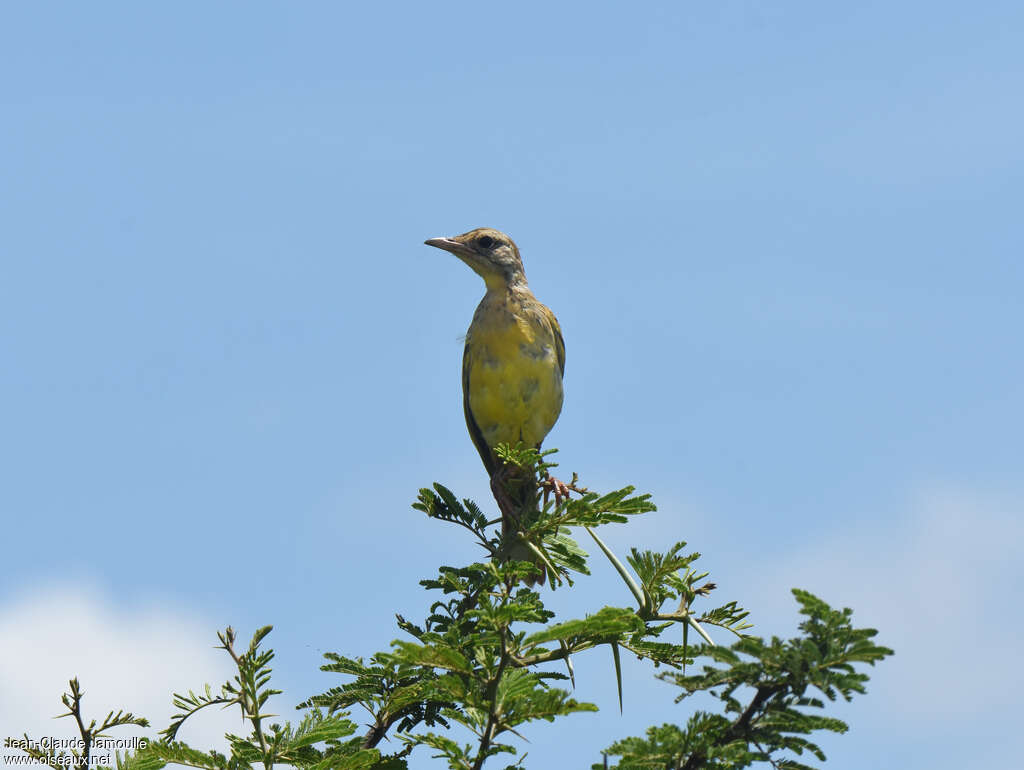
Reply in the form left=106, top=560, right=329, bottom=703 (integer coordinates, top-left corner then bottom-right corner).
left=425, top=227, right=565, bottom=582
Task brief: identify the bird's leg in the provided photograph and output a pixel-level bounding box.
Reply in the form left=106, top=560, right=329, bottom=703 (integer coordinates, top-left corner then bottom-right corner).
left=541, top=471, right=588, bottom=507
left=541, top=473, right=573, bottom=507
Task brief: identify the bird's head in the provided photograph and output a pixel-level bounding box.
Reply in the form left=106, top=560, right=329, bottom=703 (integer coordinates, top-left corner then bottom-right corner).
left=425, top=228, right=525, bottom=290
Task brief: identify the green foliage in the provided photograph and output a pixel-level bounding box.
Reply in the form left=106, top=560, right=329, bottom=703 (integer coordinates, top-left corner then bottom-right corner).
left=14, top=677, right=148, bottom=770
left=17, top=628, right=391, bottom=770
left=595, top=589, right=894, bottom=769
left=15, top=447, right=890, bottom=769
left=142, top=626, right=383, bottom=770
left=304, top=450, right=758, bottom=768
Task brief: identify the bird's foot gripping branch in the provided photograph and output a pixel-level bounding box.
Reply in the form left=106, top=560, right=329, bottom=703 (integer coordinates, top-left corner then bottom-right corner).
left=15, top=453, right=892, bottom=770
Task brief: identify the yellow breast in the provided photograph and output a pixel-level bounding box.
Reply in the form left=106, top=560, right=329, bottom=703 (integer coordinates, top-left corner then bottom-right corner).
left=464, top=291, right=564, bottom=453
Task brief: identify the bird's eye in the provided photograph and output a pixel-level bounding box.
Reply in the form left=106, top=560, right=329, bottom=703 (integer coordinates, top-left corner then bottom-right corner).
left=477, top=235, right=495, bottom=249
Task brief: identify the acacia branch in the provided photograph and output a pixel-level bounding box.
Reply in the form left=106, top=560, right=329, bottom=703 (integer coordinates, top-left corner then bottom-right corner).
left=679, top=684, right=783, bottom=770
left=472, top=621, right=510, bottom=770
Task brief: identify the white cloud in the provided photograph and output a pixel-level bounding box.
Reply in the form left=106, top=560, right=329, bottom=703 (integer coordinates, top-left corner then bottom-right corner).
left=743, top=484, right=1024, bottom=722
left=0, top=585, right=244, bottom=762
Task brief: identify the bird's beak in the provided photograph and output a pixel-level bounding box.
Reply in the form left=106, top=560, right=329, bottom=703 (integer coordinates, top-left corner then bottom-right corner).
left=425, top=236, right=480, bottom=265
left=425, top=234, right=495, bottom=283
left=424, top=237, right=463, bottom=254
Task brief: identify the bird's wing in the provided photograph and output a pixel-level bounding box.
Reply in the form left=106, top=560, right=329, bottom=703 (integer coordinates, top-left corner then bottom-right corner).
left=545, top=306, right=566, bottom=377
left=462, top=343, right=497, bottom=476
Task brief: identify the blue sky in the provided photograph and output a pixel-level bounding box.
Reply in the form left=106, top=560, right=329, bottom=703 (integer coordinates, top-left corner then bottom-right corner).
left=2, top=2, right=1022, bottom=768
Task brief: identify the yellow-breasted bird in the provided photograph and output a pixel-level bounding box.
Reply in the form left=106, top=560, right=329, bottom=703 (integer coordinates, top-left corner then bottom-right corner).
left=425, top=227, right=565, bottom=581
